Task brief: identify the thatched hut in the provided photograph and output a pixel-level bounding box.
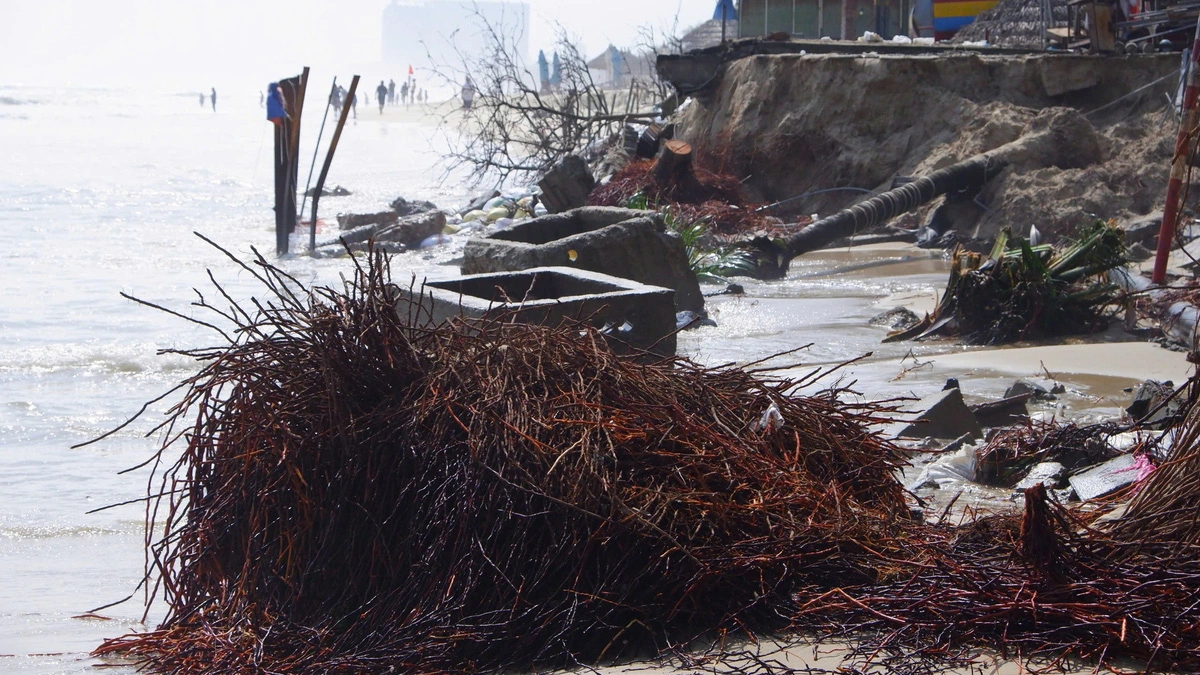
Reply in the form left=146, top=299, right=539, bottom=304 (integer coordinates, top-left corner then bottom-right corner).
left=951, top=0, right=1069, bottom=47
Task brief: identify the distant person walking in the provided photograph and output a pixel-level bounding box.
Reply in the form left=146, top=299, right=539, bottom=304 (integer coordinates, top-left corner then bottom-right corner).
left=199, top=93, right=205, bottom=107
left=376, top=80, right=387, bottom=114
left=388, top=79, right=396, bottom=104
left=461, top=77, right=476, bottom=110
left=351, top=92, right=357, bottom=118
left=210, top=87, right=217, bottom=111
left=400, top=81, right=409, bottom=106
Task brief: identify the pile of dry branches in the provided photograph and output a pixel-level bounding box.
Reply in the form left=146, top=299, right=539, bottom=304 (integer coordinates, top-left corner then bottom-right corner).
left=589, top=158, right=770, bottom=236
left=94, top=246, right=912, bottom=673
left=94, top=244, right=1200, bottom=674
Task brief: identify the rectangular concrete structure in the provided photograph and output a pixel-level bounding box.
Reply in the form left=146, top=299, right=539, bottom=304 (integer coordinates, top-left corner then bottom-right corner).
left=396, top=267, right=678, bottom=357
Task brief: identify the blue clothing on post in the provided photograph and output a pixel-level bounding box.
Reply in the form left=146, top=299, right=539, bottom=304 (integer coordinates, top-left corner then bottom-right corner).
left=266, top=83, right=287, bottom=122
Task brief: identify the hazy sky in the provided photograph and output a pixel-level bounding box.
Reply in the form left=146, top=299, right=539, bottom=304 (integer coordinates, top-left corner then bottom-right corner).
left=0, top=0, right=712, bottom=89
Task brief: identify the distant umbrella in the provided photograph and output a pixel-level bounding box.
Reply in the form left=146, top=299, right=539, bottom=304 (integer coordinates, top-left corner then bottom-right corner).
left=713, top=0, right=738, bottom=20
left=713, top=0, right=737, bottom=43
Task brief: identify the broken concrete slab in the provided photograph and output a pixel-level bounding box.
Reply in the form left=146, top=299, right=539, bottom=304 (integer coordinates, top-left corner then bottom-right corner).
left=1069, top=454, right=1141, bottom=502
left=376, top=210, right=447, bottom=247
left=1004, top=379, right=1058, bottom=401
left=1126, top=379, right=1178, bottom=429
left=869, top=306, right=921, bottom=331
left=1038, top=57, right=1101, bottom=97
left=461, top=206, right=704, bottom=313
left=337, top=210, right=398, bottom=231
left=390, top=196, right=439, bottom=217
left=971, top=393, right=1031, bottom=428
left=537, top=155, right=595, bottom=214
left=894, top=387, right=984, bottom=440
left=394, top=266, right=677, bottom=357
left=1014, top=461, right=1066, bottom=491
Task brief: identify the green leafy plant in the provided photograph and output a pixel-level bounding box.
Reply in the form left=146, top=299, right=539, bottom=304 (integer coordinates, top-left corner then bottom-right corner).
left=662, top=206, right=753, bottom=284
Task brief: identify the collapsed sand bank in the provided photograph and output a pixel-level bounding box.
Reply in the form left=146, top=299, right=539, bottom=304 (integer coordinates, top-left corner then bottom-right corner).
left=674, top=52, right=1178, bottom=242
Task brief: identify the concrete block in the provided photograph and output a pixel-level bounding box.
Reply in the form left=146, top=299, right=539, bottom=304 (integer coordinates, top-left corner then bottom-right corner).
left=894, top=387, right=983, bottom=440
left=462, top=207, right=704, bottom=312
left=1068, top=454, right=1138, bottom=502
left=1015, top=461, right=1066, bottom=491
left=395, top=267, right=678, bottom=357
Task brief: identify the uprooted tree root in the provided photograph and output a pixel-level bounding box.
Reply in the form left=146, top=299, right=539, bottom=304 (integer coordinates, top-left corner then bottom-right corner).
left=588, top=159, right=773, bottom=236
left=94, top=244, right=1200, bottom=674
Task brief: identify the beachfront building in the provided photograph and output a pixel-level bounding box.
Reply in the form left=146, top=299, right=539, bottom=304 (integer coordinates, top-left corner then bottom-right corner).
left=382, top=0, right=530, bottom=71
left=736, top=0, right=910, bottom=40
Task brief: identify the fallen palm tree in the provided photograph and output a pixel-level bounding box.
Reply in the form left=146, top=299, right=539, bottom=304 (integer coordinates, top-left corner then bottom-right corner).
left=888, top=220, right=1128, bottom=344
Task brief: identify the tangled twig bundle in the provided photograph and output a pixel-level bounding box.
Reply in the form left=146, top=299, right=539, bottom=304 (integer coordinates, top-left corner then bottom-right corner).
left=95, top=244, right=912, bottom=673
left=93, top=243, right=1200, bottom=674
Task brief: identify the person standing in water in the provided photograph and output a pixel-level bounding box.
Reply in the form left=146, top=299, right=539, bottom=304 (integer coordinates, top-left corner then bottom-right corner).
left=210, top=87, right=217, bottom=111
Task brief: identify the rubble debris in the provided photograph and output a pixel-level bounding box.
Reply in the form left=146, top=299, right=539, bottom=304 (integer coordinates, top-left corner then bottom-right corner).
left=970, top=393, right=1031, bottom=428
left=894, top=386, right=984, bottom=440
left=390, top=195, right=439, bottom=216
left=537, top=154, right=595, bottom=213
left=1126, top=379, right=1179, bottom=429
left=908, top=445, right=979, bottom=490
left=1107, top=382, right=1200, bottom=547
left=304, top=184, right=351, bottom=197
left=1013, top=461, right=1067, bottom=491
left=337, top=210, right=398, bottom=230
left=1068, top=453, right=1142, bottom=502
left=869, top=306, right=921, bottom=332
left=1004, top=378, right=1060, bottom=401
left=976, top=421, right=1115, bottom=486
left=894, top=220, right=1128, bottom=344
left=332, top=210, right=446, bottom=248
left=462, top=206, right=704, bottom=313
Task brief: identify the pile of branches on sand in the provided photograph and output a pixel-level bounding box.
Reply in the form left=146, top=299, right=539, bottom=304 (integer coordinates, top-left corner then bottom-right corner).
left=588, top=157, right=773, bottom=236
left=95, top=244, right=1200, bottom=674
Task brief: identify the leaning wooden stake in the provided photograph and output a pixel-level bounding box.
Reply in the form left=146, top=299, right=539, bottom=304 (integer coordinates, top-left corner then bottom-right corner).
left=1152, top=15, right=1200, bottom=285
left=309, top=75, right=360, bottom=254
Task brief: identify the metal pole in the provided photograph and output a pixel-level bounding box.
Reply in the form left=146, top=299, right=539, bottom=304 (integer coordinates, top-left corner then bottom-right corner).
left=1152, top=15, right=1200, bottom=284
left=310, top=75, right=360, bottom=254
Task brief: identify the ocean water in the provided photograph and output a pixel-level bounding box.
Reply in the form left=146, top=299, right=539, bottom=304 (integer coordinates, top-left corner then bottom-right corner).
left=0, top=84, right=470, bottom=672
left=0, top=84, right=960, bottom=673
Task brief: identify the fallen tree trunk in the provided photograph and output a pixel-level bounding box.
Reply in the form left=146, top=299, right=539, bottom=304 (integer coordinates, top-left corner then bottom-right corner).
left=749, top=156, right=1007, bottom=278
left=650, top=140, right=693, bottom=185
left=746, top=109, right=1102, bottom=279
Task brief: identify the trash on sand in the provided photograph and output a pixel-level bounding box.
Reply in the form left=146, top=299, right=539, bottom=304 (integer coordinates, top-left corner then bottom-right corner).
left=908, top=444, right=979, bottom=489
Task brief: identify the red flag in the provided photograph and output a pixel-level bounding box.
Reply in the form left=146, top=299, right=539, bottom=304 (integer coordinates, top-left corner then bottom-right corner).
left=408, top=65, right=413, bottom=75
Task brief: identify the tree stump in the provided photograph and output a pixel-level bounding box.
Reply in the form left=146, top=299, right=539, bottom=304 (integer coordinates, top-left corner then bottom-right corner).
left=650, top=139, right=693, bottom=186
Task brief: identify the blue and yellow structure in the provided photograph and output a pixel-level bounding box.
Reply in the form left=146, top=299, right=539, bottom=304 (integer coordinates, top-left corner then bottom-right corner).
left=932, top=0, right=999, bottom=39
